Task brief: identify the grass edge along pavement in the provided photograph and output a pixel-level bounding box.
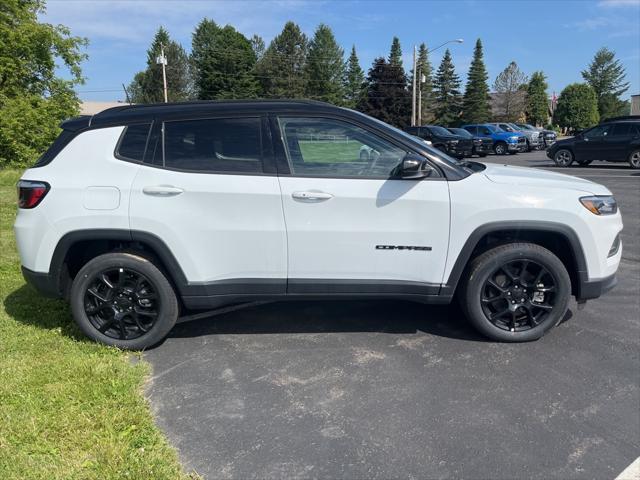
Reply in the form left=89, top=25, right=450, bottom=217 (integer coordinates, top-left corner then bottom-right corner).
left=0, top=169, right=197, bottom=479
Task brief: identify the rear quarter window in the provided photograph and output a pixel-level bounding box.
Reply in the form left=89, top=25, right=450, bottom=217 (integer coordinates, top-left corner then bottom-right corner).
left=116, top=123, right=151, bottom=162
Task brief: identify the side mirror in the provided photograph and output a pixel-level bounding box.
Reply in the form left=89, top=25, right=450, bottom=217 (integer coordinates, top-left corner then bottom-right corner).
left=396, top=154, right=433, bottom=179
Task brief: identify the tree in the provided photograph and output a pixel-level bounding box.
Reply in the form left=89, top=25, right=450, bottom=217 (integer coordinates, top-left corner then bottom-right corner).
left=304, top=24, right=345, bottom=104
left=582, top=47, right=629, bottom=118
left=433, top=49, right=462, bottom=126
left=526, top=71, right=549, bottom=126
left=416, top=43, right=435, bottom=124
left=191, top=19, right=259, bottom=100
left=553, top=83, right=599, bottom=131
left=389, top=36, right=403, bottom=67
left=493, top=61, right=528, bottom=122
left=461, top=39, right=490, bottom=124
left=344, top=45, right=365, bottom=108
left=0, top=0, right=86, bottom=168
left=358, top=57, right=411, bottom=128
left=255, top=21, right=307, bottom=98
left=250, top=35, right=265, bottom=61
left=128, top=27, right=191, bottom=103
left=599, top=93, right=630, bottom=119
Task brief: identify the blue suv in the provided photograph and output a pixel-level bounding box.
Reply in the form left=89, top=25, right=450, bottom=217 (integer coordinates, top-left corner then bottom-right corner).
left=462, top=124, right=527, bottom=155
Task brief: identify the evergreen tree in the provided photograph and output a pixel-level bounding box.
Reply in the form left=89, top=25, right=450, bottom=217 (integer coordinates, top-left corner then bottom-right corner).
left=357, top=57, right=411, bottom=128
left=344, top=45, right=365, bottom=109
left=304, top=24, right=345, bottom=104
left=416, top=43, right=434, bottom=124
left=128, top=27, right=191, bottom=103
left=389, top=36, right=403, bottom=67
left=581, top=47, right=629, bottom=118
left=553, top=83, right=599, bottom=131
left=433, top=49, right=462, bottom=126
left=191, top=20, right=258, bottom=99
left=255, top=21, right=307, bottom=98
left=493, top=61, right=528, bottom=122
left=526, top=71, right=549, bottom=126
left=461, top=39, right=490, bottom=124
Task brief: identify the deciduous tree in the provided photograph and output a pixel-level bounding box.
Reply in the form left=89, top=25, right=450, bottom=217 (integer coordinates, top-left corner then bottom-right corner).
left=493, top=61, right=528, bottom=122
left=0, top=0, right=86, bottom=168
left=553, top=83, right=599, bottom=131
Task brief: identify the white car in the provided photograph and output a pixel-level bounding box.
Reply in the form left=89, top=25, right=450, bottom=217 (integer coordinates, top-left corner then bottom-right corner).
left=15, top=101, right=623, bottom=349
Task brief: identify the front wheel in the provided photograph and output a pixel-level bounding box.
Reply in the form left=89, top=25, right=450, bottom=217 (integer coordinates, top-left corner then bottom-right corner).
left=553, top=148, right=574, bottom=167
left=494, top=142, right=507, bottom=155
left=629, top=149, right=640, bottom=169
left=70, top=252, right=179, bottom=350
left=459, top=243, right=571, bottom=342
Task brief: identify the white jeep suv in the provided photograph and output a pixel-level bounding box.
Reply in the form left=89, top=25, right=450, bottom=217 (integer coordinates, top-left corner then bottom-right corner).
left=15, top=101, right=623, bottom=349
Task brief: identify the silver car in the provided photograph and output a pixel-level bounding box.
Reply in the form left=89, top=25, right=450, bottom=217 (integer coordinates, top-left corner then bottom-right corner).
left=490, top=122, right=541, bottom=151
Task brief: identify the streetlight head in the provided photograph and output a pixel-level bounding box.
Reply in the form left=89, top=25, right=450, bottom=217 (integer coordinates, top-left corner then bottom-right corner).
left=455, top=39, right=464, bottom=43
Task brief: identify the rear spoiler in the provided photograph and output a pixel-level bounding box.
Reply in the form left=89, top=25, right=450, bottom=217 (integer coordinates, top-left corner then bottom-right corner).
left=60, top=115, right=92, bottom=131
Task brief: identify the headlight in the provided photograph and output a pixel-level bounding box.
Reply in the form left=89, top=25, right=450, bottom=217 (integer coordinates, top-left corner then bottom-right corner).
left=448, top=139, right=458, bottom=145
left=580, top=196, right=617, bottom=215
left=509, top=136, right=519, bottom=142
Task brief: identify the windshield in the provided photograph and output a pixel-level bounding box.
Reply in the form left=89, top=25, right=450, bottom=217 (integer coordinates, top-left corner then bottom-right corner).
left=429, top=126, right=454, bottom=136
left=508, top=123, right=522, bottom=131
left=449, top=128, right=472, bottom=138
left=517, top=123, right=535, bottom=130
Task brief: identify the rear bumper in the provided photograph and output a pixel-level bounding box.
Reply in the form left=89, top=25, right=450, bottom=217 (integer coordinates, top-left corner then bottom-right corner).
left=21, top=266, right=60, bottom=298
left=576, top=273, right=617, bottom=301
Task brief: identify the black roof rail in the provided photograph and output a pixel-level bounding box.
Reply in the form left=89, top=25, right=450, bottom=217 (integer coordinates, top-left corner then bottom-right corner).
left=602, top=115, right=640, bottom=123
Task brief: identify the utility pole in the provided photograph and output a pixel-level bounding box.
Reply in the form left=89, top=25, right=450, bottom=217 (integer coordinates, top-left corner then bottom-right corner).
left=157, top=43, right=168, bottom=103
left=411, top=45, right=417, bottom=126
left=417, top=72, right=425, bottom=126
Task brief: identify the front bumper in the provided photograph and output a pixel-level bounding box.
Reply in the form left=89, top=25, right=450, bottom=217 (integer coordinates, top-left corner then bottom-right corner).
left=507, top=142, right=520, bottom=152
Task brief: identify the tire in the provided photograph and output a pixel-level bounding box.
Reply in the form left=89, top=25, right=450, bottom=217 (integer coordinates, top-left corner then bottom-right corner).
left=553, top=148, right=574, bottom=167
left=70, top=252, right=179, bottom=350
left=629, top=149, right=640, bottom=169
left=459, top=243, right=571, bottom=342
left=525, top=139, right=531, bottom=152
left=494, top=142, right=507, bottom=155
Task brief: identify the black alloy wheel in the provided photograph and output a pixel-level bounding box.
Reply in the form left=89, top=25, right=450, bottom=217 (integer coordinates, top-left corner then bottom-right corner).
left=84, top=267, right=159, bottom=340
left=480, top=259, right=557, bottom=332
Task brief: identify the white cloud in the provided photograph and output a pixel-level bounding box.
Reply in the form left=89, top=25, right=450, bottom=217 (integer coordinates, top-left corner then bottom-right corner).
left=598, top=0, right=640, bottom=7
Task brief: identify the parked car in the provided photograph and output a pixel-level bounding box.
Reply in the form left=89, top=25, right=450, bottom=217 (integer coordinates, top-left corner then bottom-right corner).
left=404, top=125, right=473, bottom=159
left=547, top=117, right=640, bottom=168
left=16, top=100, right=622, bottom=348
left=461, top=124, right=526, bottom=155
left=489, top=122, right=540, bottom=151
left=515, top=123, right=557, bottom=148
left=447, top=127, right=493, bottom=157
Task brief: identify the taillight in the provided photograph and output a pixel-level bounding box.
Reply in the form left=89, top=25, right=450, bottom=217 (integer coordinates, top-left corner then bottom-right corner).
left=17, top=180, right=50, bottom=209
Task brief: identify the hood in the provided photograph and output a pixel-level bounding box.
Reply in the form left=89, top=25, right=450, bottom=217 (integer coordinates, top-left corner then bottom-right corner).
left=494, top=131, right=524, bottom=140
left=481, top=162, right=610, bottom=195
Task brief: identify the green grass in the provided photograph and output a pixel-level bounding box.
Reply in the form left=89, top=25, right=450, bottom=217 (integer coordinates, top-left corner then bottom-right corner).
left=298, top=140, right=363, bottom=163
left=0, top=169, right=194, bottom=479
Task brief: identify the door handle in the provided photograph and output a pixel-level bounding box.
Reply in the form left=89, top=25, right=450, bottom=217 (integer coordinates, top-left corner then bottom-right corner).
left=142, top=185, right=184, bottom=197
left=292, top=191, right=333, bottom=201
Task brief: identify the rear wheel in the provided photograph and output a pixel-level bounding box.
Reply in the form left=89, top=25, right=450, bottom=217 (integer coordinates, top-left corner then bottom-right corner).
left=70, top=252, right=178, bottom=350
left=629, top=149, right=640, bottom=169
left=459, top=243, right=571, bottom=342
left=553, top=148, right=574, bottom=167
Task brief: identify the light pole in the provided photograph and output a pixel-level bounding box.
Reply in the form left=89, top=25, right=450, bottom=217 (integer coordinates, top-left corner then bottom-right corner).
left=156, top=43, right=168, bottom=103
left=412, top=38, right=463, bottom=126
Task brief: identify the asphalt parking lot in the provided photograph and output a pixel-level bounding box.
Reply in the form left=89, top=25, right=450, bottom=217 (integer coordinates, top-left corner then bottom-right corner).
left=145, top=150, right=639, bottom=480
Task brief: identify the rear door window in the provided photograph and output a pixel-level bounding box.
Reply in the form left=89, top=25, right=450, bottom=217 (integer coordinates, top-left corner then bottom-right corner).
left=611, top=124, right=632, bottom=136
left=161, top=117, right=263, bottom=173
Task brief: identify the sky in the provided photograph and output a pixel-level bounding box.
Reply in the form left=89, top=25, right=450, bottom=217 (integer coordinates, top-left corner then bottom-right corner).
left=39, top=0, right=640, bottom=102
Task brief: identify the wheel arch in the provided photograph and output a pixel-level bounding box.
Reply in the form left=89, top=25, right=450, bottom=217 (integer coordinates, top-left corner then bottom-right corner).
left=441, top=221, right=587, bottom=298
left=49, top=229, right=188, bottom=298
